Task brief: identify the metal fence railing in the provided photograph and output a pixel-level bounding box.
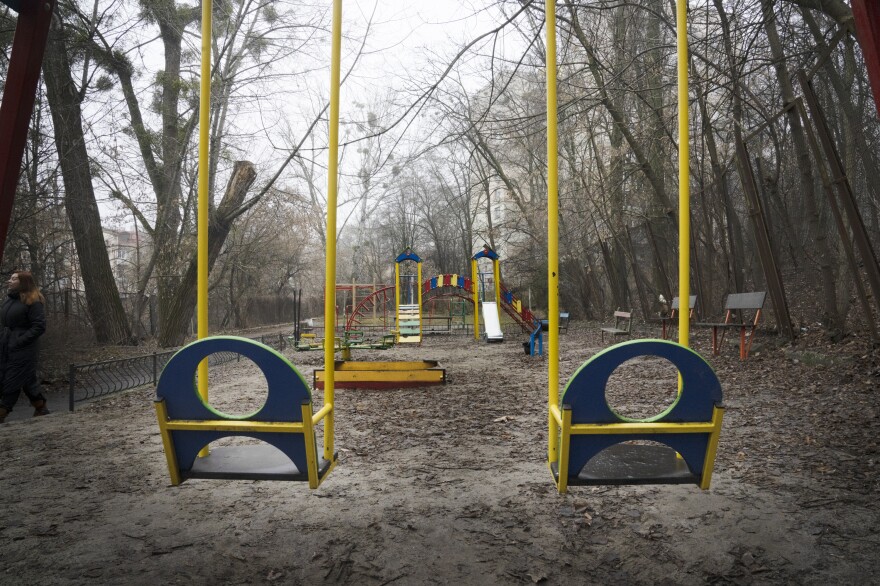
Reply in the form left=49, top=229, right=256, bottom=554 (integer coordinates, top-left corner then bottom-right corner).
left=66, top=324, right=507, bottom=411
left=44, top=289, right=312, bottom=338
left=68, top=333, right=290, bottom=411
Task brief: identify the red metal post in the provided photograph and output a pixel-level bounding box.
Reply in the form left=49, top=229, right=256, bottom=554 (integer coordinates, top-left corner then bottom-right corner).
left=852, top=0, right=880, bottom=119
left=0, top=0, right=56, bottom=266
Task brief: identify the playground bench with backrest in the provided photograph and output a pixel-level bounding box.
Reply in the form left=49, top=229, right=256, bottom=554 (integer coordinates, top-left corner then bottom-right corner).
left=539, top=312, right=572, bottom=334
left=650, top=295, right=697, bottom=340
left=599, top=309, right=632, bottom=343
left=559, top=312, right=571, bottom=334
left=695, top=292, right=766, bottom=360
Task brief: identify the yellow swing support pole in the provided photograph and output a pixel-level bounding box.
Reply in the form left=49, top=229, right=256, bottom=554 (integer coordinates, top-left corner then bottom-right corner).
left=395, top=261, right=401, bottom=337
left=676, top=0, right=690, bottom=348
left=323, top=0, right=342, bottom=460
left=196, top=0, right=212, bottom=454
left=471, top=257, right=479, bottom=340
left=493, top=258, right=501, bottom=308
left=545, top=0, right=561, bottom=463
left=417, top=260, right=423, bottom=339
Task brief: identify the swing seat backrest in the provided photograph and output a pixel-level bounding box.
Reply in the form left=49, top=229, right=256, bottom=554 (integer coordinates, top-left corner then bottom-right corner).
left=671, top=295, right=697, bottom=317
left=155, top=336, right=334, bottom=488
left=555, top=339, right=723, bottom=491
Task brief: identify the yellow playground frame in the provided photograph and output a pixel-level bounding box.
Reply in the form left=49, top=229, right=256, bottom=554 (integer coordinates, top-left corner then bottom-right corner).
left=544, top=0, right=721, bottom=492
left=470, top=248, right=501, bottom=340
left=171, top=0, right=718, bottom=491
left=394, top=250, right=423, bottom=343
left=160, top=0, right=343, bottom=485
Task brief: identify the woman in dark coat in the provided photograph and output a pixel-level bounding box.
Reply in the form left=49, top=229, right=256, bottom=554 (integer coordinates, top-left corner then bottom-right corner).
left=0, top=271, right=48, bottom=422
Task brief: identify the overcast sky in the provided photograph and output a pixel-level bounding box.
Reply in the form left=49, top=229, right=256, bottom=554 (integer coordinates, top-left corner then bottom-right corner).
left=342, top=1, right=527, bottom=96
left=97, top=1, right=531, bottom=228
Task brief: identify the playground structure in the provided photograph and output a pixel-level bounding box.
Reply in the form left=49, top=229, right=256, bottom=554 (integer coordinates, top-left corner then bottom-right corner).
left=313, top=247, right=528, bottom=389
left=150, top=0, right=725, bottom=491
left=289, top=250, right=445, bottom=390
left=286, top=245, right=542, bottom=390
left=335, top=283, right=391, bottom=332
left=305, top=250, right=446, bottom=390
left=470, top=247, right=542, bottom=342
left=544, top=0, right=725, bottom=492
left=471, top=247, right=502, bottom=342
left=150, top=0, right=345, bottom=486
left=283, top=253, right=539, bottom=366
left=394, top=249, right=423, bottom=344
left=343, top=248, right=541, bottom=342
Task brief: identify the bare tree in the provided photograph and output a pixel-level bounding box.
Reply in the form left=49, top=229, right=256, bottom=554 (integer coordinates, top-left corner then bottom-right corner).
left=42, top=6, right=133, bottom=344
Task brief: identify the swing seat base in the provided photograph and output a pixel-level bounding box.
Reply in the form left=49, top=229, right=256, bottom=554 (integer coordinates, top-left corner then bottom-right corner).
left=186, top=444, right=334, bottom=482
left=554, top=443, right=696, bottom=486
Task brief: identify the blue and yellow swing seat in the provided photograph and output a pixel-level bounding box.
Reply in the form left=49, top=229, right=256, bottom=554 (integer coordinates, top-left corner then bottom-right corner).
left=549, top=339, right=724, bottom=493
left=154, top=336, right=336, bottom=489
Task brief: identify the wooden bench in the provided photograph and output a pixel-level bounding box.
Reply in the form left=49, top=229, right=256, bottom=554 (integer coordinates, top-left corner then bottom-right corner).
left=559, top=312, right=571, bottom=334
left=422, top=315, right=453, bottom=332
left=600, top=309, right=632, bottom=343
left=695, top=292, right=766, bottom=360
left=651, top=295, right=697, bottom=340
left=539, top=312, right=572, bottom=334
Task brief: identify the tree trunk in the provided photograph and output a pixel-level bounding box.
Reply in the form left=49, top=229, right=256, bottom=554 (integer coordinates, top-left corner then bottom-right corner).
left=761, top=0, right=842, bottom=339
left=158, top=161, right=257, bottom=347
left=802, top=11, right=880, bottom=245
left=42, top=15, right=133, bottom=345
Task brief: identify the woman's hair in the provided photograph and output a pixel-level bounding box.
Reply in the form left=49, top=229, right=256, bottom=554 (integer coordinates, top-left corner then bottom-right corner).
left=15, top=271, right=45, bottom=306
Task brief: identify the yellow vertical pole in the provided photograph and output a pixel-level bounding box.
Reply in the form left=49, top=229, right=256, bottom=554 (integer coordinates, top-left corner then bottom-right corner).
left=493, top=258, right=501, bottom=308
left=196, top=0, right=212, bottom=459
left=677, top=0, right=690, bottom=348
left=545, top=0, right=560, bottom=463
left=417, top=260, right=423, bottom=338
left=471, top=258, right=479, bottom=339
left=323, top=0, right=342, bottom=460
left=395, top=261, right=400, bottom=335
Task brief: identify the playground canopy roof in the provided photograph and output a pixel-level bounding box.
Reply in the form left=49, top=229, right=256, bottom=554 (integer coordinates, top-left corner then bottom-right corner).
left=472, top=248, right=500, bottom=261
left=395, top=251, right=422, bottom=263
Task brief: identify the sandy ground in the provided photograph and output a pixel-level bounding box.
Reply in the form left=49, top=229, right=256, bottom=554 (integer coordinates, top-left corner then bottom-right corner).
left=2, top=324, right=879, bottom=585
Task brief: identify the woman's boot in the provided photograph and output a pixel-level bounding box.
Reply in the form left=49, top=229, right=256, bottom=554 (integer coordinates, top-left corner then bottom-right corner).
left=31, top=399, right=50, bottom=416
left=0, top=406, right=8, bottom=423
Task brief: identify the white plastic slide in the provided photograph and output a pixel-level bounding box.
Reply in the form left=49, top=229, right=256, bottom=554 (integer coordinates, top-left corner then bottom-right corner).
left=481, top=302, right=504, bottom=343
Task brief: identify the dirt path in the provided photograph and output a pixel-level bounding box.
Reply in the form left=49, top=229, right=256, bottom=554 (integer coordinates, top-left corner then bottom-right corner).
left=2, top=325, right=878, bottom=585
